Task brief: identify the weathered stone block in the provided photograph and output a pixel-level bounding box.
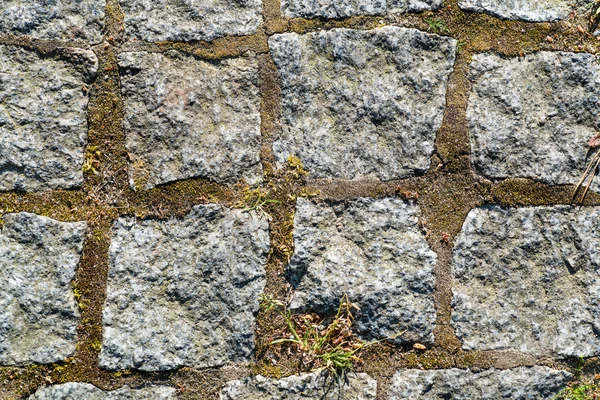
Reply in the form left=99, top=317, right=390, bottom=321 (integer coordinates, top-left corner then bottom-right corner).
left=288, top=198, right=436, bottom=343
left=100, top=205, right=269, bottom=371
left=0, top=213, right=86, bottom=365
left=0, top=46, right=97, bottom=192
left=458, top=0, right=591, bottom=22
left=281, top=0, right=442, bottom=19
left=389, top=367, right=572, bottom=399
left=118, top=51, right=262, bottom=189
left=119, top=0, right=262, bottom=42
left=0, top=0, right=104, bottom=41
left=220, top=371, right=377, bottom=399
left=468, top=52, right=600, bottom=191
left=452, top=206, right=600, bottom=357
left=270, top=27, right=456, bottom=181
left=29, top=383, right=176, bottom=399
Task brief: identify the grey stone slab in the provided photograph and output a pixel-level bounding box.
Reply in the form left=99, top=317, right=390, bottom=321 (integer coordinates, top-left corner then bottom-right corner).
left=29, top=383, right=176, bottom=400
left=0, top=46, right=96, bottom=192
left=389, top=367, right=572, bottom=399
left=287, top=198, right=436, bottom=343
left=0, top=0, right=104, bottom=42
left=282, top=0, right=386, bottom=18
left=100, top=205, right=270, bottom=371
left=390, top=0, right=442, bottom=12
left=270, top=27, right=456, bottom=181
left=119, top=0, right=262, bottom=42
left=220, top=371, right=377, bottom=400
left=0, top=213, right=86, bottom=365
left=458, top=0, right=593, bottom=22
left=468, top=52, right=600, bottom=191
left=282, top=0, right=442, bottom=19
left=118, top=51, right=262, bottom=189
left=452, top=205, right=600, bottom=357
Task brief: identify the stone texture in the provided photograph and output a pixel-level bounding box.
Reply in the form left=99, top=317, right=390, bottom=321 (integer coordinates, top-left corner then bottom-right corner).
left=389, top=367, right=572, bottom=399
left=452, top=206, right=600, bottom=357
left=282, top=0, right=442, bottom=19
left=467, top=51, right=600, bottom=191
left=288, top=198, right=436, bottom=343
left=270, top=27, right=456, bottom=181
left=29, top=383, right=176, bottom=400
left=100, top=205, right=269, bottom=371
left=220, top=371, right=377, bottom=400
left=0, top=0, right=104, bottom=42
left=0, top=46, right=97, bottom=192
left=458, top=0, right=593, bottom=22
left=119, top=0, right=262, bottom=42
left=0, top=213, right=86, bottom=365
left=118, top=51, right=262, bottom=189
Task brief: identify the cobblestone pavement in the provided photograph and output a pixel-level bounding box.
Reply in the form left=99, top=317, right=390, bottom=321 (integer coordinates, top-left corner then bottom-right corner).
left=1, top=0, right=600, bottom=398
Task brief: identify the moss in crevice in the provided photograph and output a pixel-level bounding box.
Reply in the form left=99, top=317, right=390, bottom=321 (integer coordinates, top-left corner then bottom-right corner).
left=491, top=178, right=600, bottom=206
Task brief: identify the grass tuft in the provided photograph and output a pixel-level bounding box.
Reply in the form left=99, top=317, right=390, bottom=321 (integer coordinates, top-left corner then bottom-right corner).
left=237, top=187, right=281, bottom=220
left=554, top=357, right=599, bottom=400
left=259, top=293, right=402, bottom=376
left=554, top=382, right=599, bottom=400
left=425, top=18, right=448, bottom=34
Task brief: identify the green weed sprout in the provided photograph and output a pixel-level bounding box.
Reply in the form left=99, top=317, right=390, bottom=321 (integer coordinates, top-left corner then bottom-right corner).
left=259, top=293, right=403, bottom=376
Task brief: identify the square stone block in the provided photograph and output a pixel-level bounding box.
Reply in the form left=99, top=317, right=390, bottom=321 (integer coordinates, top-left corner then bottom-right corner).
left=0, top=0, right=104, bottom=41
left=468, top=52, right=600, bottom=191
left=0, top=46, right=96, bottom=192
left=28, top=383, right=176, bottom=399
left=287, top=198, right=437, bottom=343
left=281, top=0, right=442, bottom=19
left=119, top=51, right=262, bottom=189
left=221, top=371, right=377, bottom=399
left=270, top=27, right=456, bottom=181
left=458, top=0, right=591, bottom=22
left=452, top=206, right=600, bottom=357
left=100, top=205, right=270, bottom=371
left=119, top=0, right=262, bottom=42
left=0, top=213, right=86, bottom=365
left=389, top=367, right=572, bottom=399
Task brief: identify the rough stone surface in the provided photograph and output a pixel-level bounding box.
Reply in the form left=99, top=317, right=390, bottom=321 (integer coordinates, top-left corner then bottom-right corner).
left=281, top=0, right=442, bottom=19
left=119, top=51, right=262, bottom=189
left=100, top=205, right=270, bottom=371
left=452, top=206, right=600, bottom=357
left=288, top=198, right=437, bottom=343
left=220, top=371, right=377, bottom=400
left=0, top=0, right=104, bottom=42
left=270, top=27, right=456, bottom=181
left=0, top=213, right=86, bottom=365
left=458, top=0, right=593, bottom=22
left=29, top=383, right=176, bottom=399
left=389, top=367, right=572, bottom=399
left=119, top=0, right=262, bottom=42
left=467, top=52, right=600, bottom=191
left=0, top=46, right=97, bottom=192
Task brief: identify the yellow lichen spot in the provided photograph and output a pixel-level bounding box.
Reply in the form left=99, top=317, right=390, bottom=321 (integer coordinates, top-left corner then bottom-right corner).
left=90, top=338, right=102, bottom=352
left=286, top=155, right=309, bottom=179
left=131, top=157, right=151, bottom=191
left=71, top=281, right=86, bottom=312
left=299, top=187, right=320, bottom=198
left=83, top=146, right=101, bottom=175
left=93, top=229, right=104, bottom=242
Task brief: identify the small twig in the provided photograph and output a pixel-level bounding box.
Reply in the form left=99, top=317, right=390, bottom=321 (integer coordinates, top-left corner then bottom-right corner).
left=572, top=153, right=597, bottom=203
left=572, top=133, right=600, bottom=204
left=581, top=153, right=600, bottom=203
